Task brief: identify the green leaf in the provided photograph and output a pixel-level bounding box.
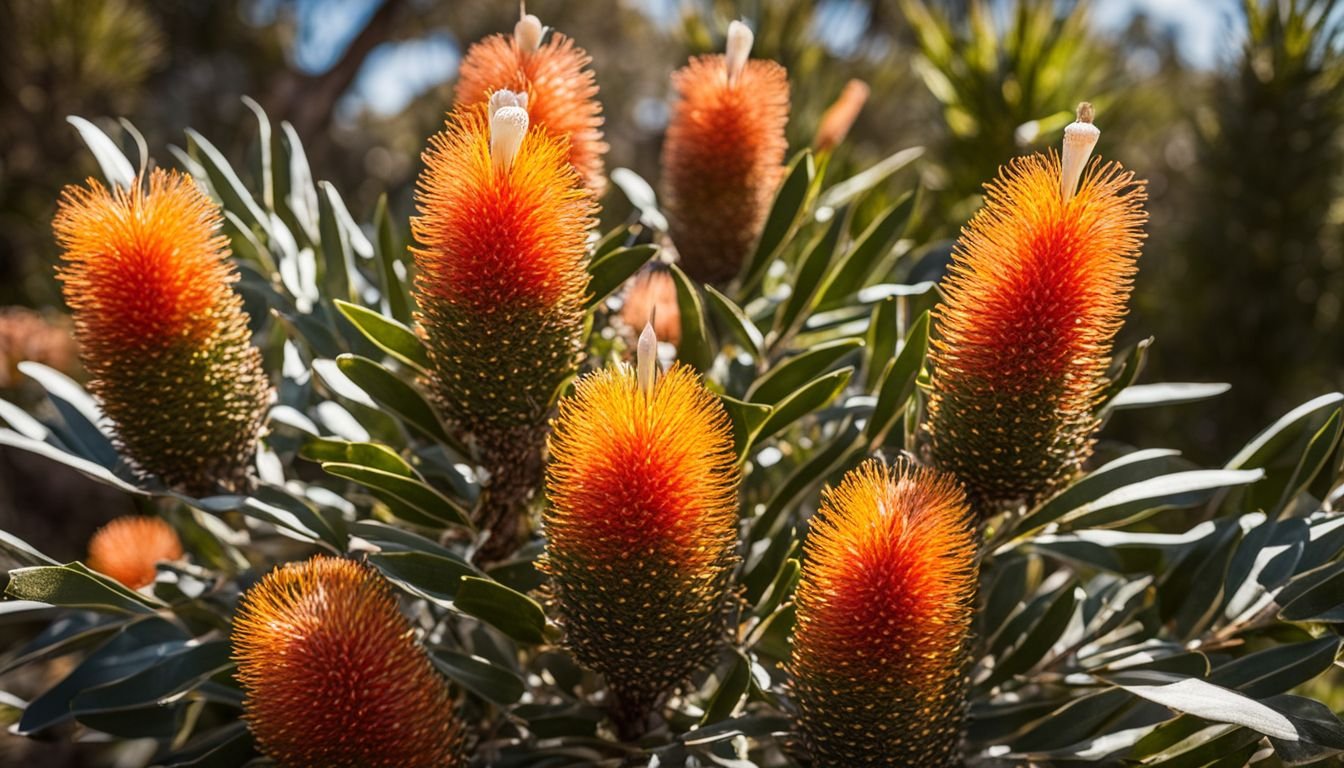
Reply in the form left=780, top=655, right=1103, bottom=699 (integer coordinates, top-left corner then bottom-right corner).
left=1107, top=383, right=1232, bottom=411
left=367, top=550, right=478, bottom=603
left=453, top=576, right=550, bottom=645
left=720, top=395, right=773, bottom=462
left=373, top=193, right=412, bottom=324
left=751, top=420, right=863, bottom=541
left=322, top=463, right=471, bottom=529
left=185, top=128, right=271, bottom=238
left=865, top=310, right=929, bottom=446
left=1267, top=408, right=1343, bottom=517
left=981, top=579, right=1078, bottom=688
left=752, top=558, right=800, bottom=620
left=1058, top=469, right=1265, bottom=531
left=754, top=367, right=853, bottom=443
left=585, top=244, right=658, bottom=310
left=817, top=191, right=917, bottom=308
left=747, top=339, right=862, bottom=405
left=334, top=300, right=431, bottom=374
left=770, top=207, right=848, bottom=347
left=432, top=649, right=526, bottom=706
left=70, top=641, right=232, bottom=713
left=817, top=146, right=924, bottom=211
left=739, top=151, right=815, bottom=294
left=1278, top=563, right=1344, bottom=622
left=863, top=296, right=900, bottom=391
left=1209, top=637, right=1341, bottom=699
left=333, top=354, right=461, bottom=451
left=18, top=362, right=118, bottom=469
left=1097, top=337, right=1152, bottom=413
left=300, top=437, right=413, bottom=476
left=1228, top=393, right=1344, bottom=472
left=0, top=429, right=140, bottom=495
left=68, top=116, right=136, bottom=190
left=1105, top=672, right=1299, bottom=741
left=700, top=652, right=752, bottom=724
left=668, top=263, right=714, bottom=371
left=6, top=563, right=163, bottom=615
left=0, top=528, right=59, bottom=568
left=704, top=285, right=764, bottom=359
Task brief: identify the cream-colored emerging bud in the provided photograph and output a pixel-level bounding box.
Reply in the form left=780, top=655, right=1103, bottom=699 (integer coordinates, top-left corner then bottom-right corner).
left=637, top=321, right=658, bottom=396
left=490, top=90, right=530, bottom=173
left=516, top=11, right=543, bottom=54
left=1060, top=101, right=1100, bottom=203
left=725, top=20, right=754, bottom=87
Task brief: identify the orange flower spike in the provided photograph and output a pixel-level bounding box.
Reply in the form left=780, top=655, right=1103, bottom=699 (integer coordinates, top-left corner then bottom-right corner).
left=814, top=78, right=870, bottom=153
left=662, top=20, right=790, bottom=285
left=53, top=170, right=270, bottom=495
left=543, top=330, right=740, bottom=737
left=455, top=8, right=607, bottom=194
left=619, top=266, right=681, bottom=346
left=789, top=460, right=977, bottom=767
left=232, top=557, right=465, bottom=768
left=927, top=104, right=1147, bottom=511
left=86, top=516, right=183, bottom=589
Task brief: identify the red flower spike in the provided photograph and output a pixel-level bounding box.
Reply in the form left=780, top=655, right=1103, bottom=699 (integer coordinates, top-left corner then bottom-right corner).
left=86, top=516, right=182, bottom=589
left=789, top=459, right=977, bottom=767
left=232, top=556, right=465, bottom=768
left=53, top=170, right=270, bottom=494
left=926, top=144, right=1147, bottom=512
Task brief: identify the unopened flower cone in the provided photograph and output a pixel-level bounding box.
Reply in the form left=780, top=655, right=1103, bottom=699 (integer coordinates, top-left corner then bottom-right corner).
left=542, top=325, right=739, bottom=737
left=53, top=170, right=270, bottom=495
left=412, top=93, right=596, bottom=551
left=661, top=21, right=790, bottom=285
left=455, top=8, right=607, bottom=194
left=86, top=516, right=182, bottom=589
left=789, top=459, right=976, bottom=767
left=926, top=104, right=1148, bottom=511
left=232, top=556, right=465, bottom=768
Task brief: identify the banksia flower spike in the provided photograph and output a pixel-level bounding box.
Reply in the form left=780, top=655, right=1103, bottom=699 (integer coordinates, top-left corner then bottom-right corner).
left=926, top=104, right=1147, bottom=512
left=542, top=326, right=740, bottom=738
left=814, top=78, right=870, bottom=153
left=53, top=170, right=270, bottom=495
left=455, top=7, right=607, bottom=194
left=661, top=20, right=790, bottom=285
left=86, top=516, right=182, bottom=589
left=232, top=556, right=465, bottom=768
left=620, top=265, right=681, bottom=346
left=788, top=460, right=977, bottom=767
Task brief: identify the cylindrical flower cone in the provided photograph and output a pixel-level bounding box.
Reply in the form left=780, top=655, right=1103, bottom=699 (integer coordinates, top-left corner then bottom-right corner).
left=926, top=106, right=1147, bottom=512
left=661, top=21, right=790, bottom=285
left=86, top=516, right=182, bottom=589
left=788, top=459, right=976, bottom=767
left=542, top=334, right=739, bottom=738
left=232, top=556, right=465, bottom=768
left=53, top=170, right=270, bottom=495
left=411, top=96, right=597, bottom=554
left=455, top=9, right=607, bottom=194
left=619, top=265, right=681, bottom=347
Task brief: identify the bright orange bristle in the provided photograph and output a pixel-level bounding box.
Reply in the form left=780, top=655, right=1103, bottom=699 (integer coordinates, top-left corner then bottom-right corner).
left=927, top=153, right=1147, bottom=510
left=232, top=557, right=465, bottom=768
left=543, top=363, right=740, bottom=735
left=661, top=51, right=789, bottom=285
left=455, top=25, right=607, bottom=194
left=86, top=516, right=183, bottom=589
left=789, top=459, right=976, bottom=766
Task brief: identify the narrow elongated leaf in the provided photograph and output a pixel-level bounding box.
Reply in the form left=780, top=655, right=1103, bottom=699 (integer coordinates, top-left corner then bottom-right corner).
left=585, top=244, right=658, bottom=310
left=704, top=285, right=764, bottom=358
left=185, top=129, right=271, bottom=238
left=373, top=193, right=412, bottom=324
left=1060, top=469, right=1265, bottom=530
left=432, top=649, right=526, bottom=705
left=754, top=368, right=852, bottom=443
left=1106, top=672, right=1299, bottom=741
left=739, top=151, right=815, bottom=294
left=334, top=354, right=460, bottom=450
left=668, top=263, right=713, bottom=371
left=6, top=563, right=163, bottom=615
left=700, top=652, right=752, bottom=724
left=1107, top=383, right=1231, bottom=411
left=818, top=191, right=917, bottom=308
left=368, top=550, right=477, bottom=603
left=747, top=339, right=861, bottom=405
left=300, top=438, right=412, bottom=476
left=453, top=577, right=549, bottom=644
left=771, top=207, right=847, bottom=346
left=865, top=310, right=929, bottom=446
left=720, top=395, right=773, bottom=462
left=71, top=641, right=232, bottom=713
left=863, top=296, right=900, bottom=391
left=334, top=300, right=431, bottom=373
left=1011, top=450, right=1191, bottom=540
left=323, top=462, right=470, bottom=528
left=68, top=116, right=136, bottom=189
left=18, top=362, right=118, bottom=469
left=1229, top=393, right=1344, bottom=471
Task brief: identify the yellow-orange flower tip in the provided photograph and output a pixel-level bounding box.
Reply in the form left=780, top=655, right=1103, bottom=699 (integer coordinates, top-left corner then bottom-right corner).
left=814, top=79, right=870, bottom=153
left=542, top=362, right=740, bottom=733
left=927, top=125, right=1148, bottom=511
left=455, top=7, right=607, bottom=193
left=232, top=556, right=465, bottom=768
left=86, top=516, right=183, bottom=589
left=53, top=169, right=270, bottom=495
left=789, top=459, right=976, bottom=767
left=620, top=266, right=682, bottom=348
left=661, top=21, right=790, bottom=285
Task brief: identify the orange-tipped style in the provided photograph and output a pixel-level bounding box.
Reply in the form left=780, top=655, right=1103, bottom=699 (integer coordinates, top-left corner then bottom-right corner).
left=543, top=338, right=739, bottom=737
left=455, top=8, right=607, bottom=194
left=232, top=556, right=465, bottom=768
left=86, top=516, right=182, bottom=589
left=661, top=21, right=790, bottom=285
left=53, top=170, right=270, bottom=495
left=412, top=96, right=596, bottom=546
left=927, top=106, right=1147, bottom=511
left=789, top=460, right=976, bottom=767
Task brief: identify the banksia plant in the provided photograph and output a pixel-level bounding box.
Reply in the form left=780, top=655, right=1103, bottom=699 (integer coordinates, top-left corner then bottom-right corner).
left=814, top=78, right=870, bottom=153
left=86, top=515, right=182, bottom=589
left=620, top=265, right=681, bottom=346
left=542, top=327, right=740, bottom=737
left=926, top=105, right=1147, bottom=511
left=455, top=9, right=607, bottom=194
left=52, top=169, right=270, bottom=495
left=661, top=21, right=790, bottom=285
left=412, top=94, right=596, bottom=551
left=232, top=556, right=465, bottom=768
left=788, top=460, right=976, bottom=767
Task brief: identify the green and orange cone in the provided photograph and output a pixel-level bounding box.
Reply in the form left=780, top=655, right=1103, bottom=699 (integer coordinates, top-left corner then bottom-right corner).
left=53, top=169, right=270, bottom=495
left=926, top=104, right=1148, bottom=512
left=788, top=459, right=977, bottom=766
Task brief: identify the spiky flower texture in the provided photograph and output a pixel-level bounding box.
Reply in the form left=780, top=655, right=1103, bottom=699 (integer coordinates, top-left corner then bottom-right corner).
left=543, top=359, right=739, bottom=736
left=87, top=516, right=182, bottom=589
left=53, top=170, right=269, bottom=495
left=455, top=11, right=607, bottom=193
left=927, top=125, right=1147, bottom=511
left=789, top=460, right=976, bottom=767
left=662, top=21, right=790, bottom=285
left=232, top=557, right=464, bottom=768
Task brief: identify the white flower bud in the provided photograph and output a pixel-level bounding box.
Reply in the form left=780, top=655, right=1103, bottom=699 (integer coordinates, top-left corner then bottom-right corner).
left=726, top=20, right=754, bottom=87
left=1061, top=101, right=1100, bottom=203
left=637, top=321, right=658, bottom=397
left=490, top=89, right=530, bottom=174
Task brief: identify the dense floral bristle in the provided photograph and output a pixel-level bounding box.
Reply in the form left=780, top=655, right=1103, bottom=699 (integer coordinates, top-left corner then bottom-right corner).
left=53, top=170, right=270, bottom=495
left=232, top=556, right=465, bottom=768
left=543, top=363, right=740, bottom=734
left=86, top=516, right=182, bottom=589
left=789, top=459, right=976, bottom=767
left=926, top=154, right=1147, bottom=511
left=661, top=52, right=790, bottom=285
left=455, top=27, right=607, bottom=193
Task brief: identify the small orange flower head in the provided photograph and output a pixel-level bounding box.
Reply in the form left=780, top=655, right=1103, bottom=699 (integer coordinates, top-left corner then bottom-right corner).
left=455, top=9, right=607, bottom=194
left=86, top=516, right=183, bottom=589
left=542, top=345, right=740, bottom=734
left=788, top=459, right=976, bottom=767
left=661, top=20, right=790, bottom=285
left=53, top=170, right=270, bottom=495
left=619, top=266, right=681, bottom=346
left=927, top=105, right=1147, bottom=511
left=232, top=557, right=465, bottom=768
left=814, top=78, right=870, bottom=153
